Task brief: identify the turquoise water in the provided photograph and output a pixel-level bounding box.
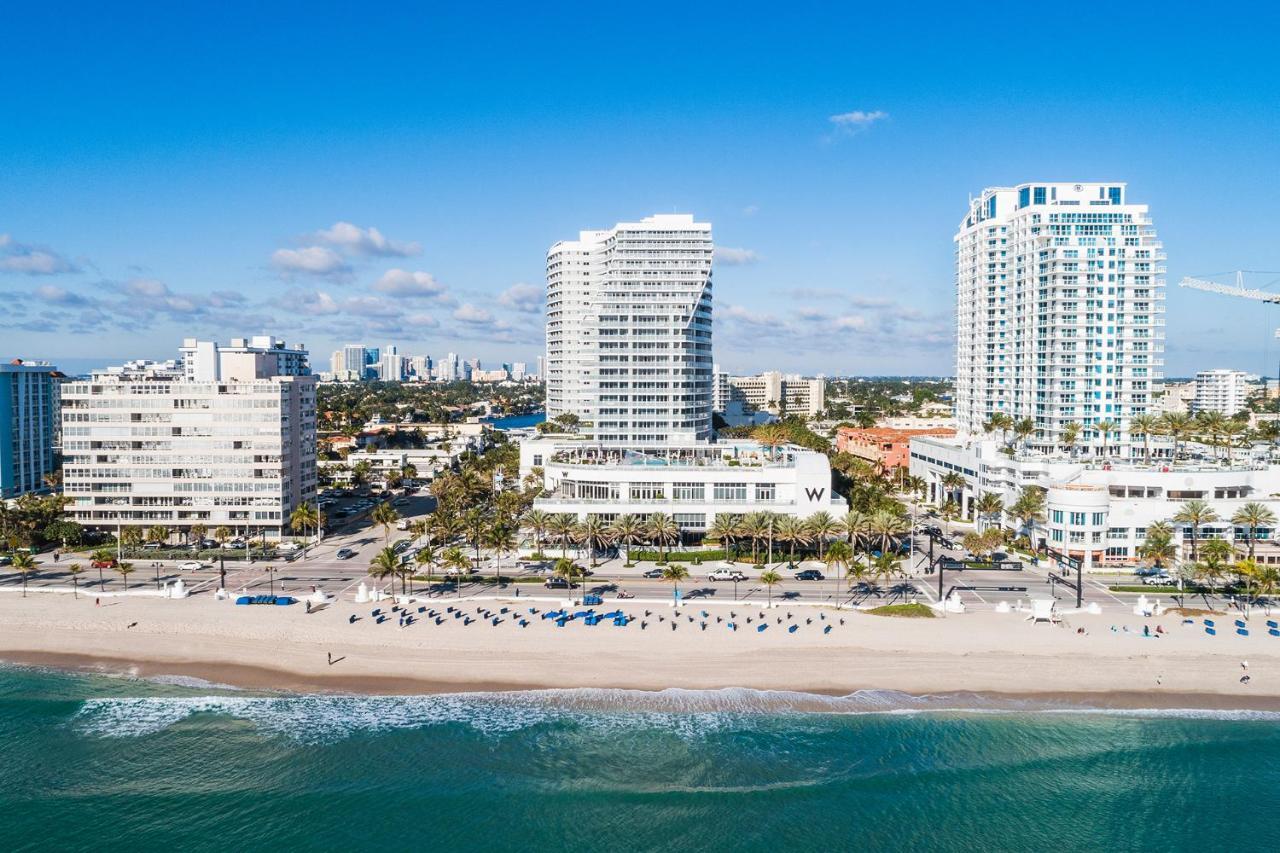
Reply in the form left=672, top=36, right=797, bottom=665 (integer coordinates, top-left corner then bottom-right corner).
left=483, top=412, right=545, bottom=430
left=5, top=664, right=1280, bottom=852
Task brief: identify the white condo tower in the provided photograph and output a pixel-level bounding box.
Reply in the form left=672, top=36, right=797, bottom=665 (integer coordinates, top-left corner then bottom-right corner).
left=953, top=183, right=1165, bottom=457
left=545, top=213, right=714, bottom=445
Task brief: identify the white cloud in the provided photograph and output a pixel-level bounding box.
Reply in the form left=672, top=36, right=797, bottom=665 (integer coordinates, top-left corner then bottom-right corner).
left=34, top=284, right=92, bottom=306
left=270, top=246, right=350, bottom=278
left=828, top=109, right=888, bottom=136
left=715, top=247, right=759, bottom=266
left=720, top=303, right=776, bottom=326
left=313, top=222, right=421, bottom=257
left=0, top=234, right=80, bottom=275
left=373, top=268, right=448, bottom=298
left=497, top=282, right=543, bottom=313
left=453, top=303, right=493, bottom=324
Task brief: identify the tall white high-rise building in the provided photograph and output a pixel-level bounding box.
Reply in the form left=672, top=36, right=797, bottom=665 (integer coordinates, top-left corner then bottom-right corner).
left=954, top=182, right=1165, bottom=456
left=342, top=345, right=366, bottom=378
left=61, top=336, right=317, bottom=541
left=535, top=355, right=546, bottom=381
left=545, top=213, right=713, bottom=445
left=1192, top=369, right=1250, bottom=416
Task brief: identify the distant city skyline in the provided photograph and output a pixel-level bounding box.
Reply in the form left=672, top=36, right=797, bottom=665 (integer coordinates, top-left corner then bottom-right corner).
left=2, top=5, right=1279, bottom=376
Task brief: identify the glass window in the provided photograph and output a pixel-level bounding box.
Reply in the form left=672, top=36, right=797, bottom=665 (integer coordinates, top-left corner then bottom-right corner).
left=755, top=483, right=776, bottom=502
left=1069, top=512, right=1086, bottom=526
left=1019, top=187, right=1030, bottom=207
left=629, top=483, right=665, bottom=502
left=1092, top=512, right=1106, bottom=526
left=713, top=483, right=748, bottom=502
left=1051, top=510, right=1064, bottom=524
left=672, top=482, right=704, bottom=502
left=1033, top=186, right=1046, bottom=205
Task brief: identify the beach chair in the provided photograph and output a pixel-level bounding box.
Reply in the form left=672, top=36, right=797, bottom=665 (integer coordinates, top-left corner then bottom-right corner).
left=757, top=624, right=768, bottom=632
left=1026, top=599, right=1058, bottom=624
left=788, top=625, right=798, bottom=633
left=1206, top=627, right=1217, bottom=636
left=1237, top=627, right=1250, bottom=637
left=824, top=625, right=832, bottom=635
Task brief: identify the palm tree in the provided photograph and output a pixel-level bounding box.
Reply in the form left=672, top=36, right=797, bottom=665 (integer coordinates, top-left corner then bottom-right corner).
left=752, top=423, right=789, bottom=460
left=370, top=547, right=399, bottom=596
left=824, top=539, right=853, bottom=603
left=759, top=568, right=782, bottom=606
left=839, top=510, right=870, bottom=553
left=91, top=548, right=113, bottom=589
left=608, top=514, right=645, bottom=566
left=773, top=515, right=810, bottom=565
left=415, top=543, right=438, bottom=590
left=940, top=472, right=966, bottom=515
left=213, top=526, right=232, bottom=549
left=806, top=511, right=838, bottom=559
left=660, top=563, right=690, bottom=604
left=463, top=508, right=487, bottom=563
left=939, top=500, right=961, bottom=536
left=647, top=513, right=680, bottom=563
left=189, top=523, right=208, bottom=548
left=485, top=523, right=517, bottom=586
left=1173, top=499, right=1219, bottom=563
left=1095, top=420, right=1116, bottom=459
left=119, top=526, right=143, bottom=553
left=443, top=546, right=470, bottom=597
left=1234, top=558, right=1262, bottom=612
left=575, top=516, right=610, bottom=568
left=868, top=510, right=909, bottom=555
left=844, top=558, right=869, bottom=600
left=1009, top=486, right=1047, bottom=545
left=1012, top=417, right=1036, bottom=454
left=10, top=552, right=37, bottom=597
left=1130, top=414, right=1159, bottom=465
left=290, top=502, right=320, bottom=547
left=547, top=513, right=578, bottom=558
left=743, top=511, right=772, bottom=564
left=1139, top=521, right=1178, bottom=570
left=146, top=525, right=170, bottom=548
left=67, top=562, right=84, bottom=599
left=371, top=502, right=400, bottom=549
left=974, top=492, right=1004, bottom=533
left=1161, top=412, right=1194, bottom=460
left=116, top=561, right=135, bottom=591
left=871, top=551, right=902, bottom=597
left=706, top=514, right=742, bottom=561
left=1232, top=503, right=1276, bottom=560
left=553, top=556, right=583, bottom=589
left=1060, top=421, right=1082, bottom=459
left=1221, top=418, right=1247, bottom=463
left=523, top=508, right=552, bottom=555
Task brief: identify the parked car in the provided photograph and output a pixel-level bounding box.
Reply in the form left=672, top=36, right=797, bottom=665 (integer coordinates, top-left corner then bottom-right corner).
left=1142, top=574, right=1174, bottom=586
left=395, top=519, right=410, bottom=530
left=642, top=568, right=664, bottom=579
left=178, top=561, right=206, bottom=572
left=143, top=542, right=162, bottom=550
left=795, top=569, right=825, bottom=581
left=707, top=569, right=748, bottom=582
left=335, top=548, right=356, bottom=560
left=991, top=551, right=1009, bottom=563
left=0, top=555, right=11, bottom=566
left=91, top=558, right=117, bottom=569
left=277, top=542, right=304, bottom=553
left=544, top=577, right=574, bottom=589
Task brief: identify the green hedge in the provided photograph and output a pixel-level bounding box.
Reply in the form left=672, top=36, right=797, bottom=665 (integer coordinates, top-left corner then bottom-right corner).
left=865, top=603, right=935, bottom=618
left=629, top=549, right=729, bottom=562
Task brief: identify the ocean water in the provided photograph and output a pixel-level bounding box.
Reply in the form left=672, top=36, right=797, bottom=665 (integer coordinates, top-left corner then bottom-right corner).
left=4, top=665, right=1280, bottom=852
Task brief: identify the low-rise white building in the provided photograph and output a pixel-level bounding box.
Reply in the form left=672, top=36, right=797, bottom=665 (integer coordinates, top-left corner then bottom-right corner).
left=725, top=371, right=826, bottom=417
left=519, top=436, right=845, bottom=532
left=910, top=434, right=1279, bottom=569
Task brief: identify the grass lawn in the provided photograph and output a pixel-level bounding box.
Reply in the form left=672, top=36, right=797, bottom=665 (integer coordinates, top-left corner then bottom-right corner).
left=864, top=603, right=936, bottom=618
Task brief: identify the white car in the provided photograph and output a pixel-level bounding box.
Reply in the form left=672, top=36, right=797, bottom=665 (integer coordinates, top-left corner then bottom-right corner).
left=178, top=561, right=206, bottom=571
left=277, top=542, right=304, bottom=553
left=707, top=569, right=749, bottom=582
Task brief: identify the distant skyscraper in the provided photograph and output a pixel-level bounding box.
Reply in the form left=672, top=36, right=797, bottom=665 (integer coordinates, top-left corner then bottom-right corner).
left=329, top=350, right=344, bottom=376
left=545, top=213, right=713, bottom=444
left=535, top=355, right=545, bottom=381
left=512, top=362, right=527, bottom=381
left=1, top=359, right=60, bottom=498
left=954, top=182, right=1164, bottom=455
left=342, top=345, right=365, bottom=379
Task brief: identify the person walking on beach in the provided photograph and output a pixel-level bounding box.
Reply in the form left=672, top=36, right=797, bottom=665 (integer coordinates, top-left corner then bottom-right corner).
left=327, top=652, right=333, bottom=666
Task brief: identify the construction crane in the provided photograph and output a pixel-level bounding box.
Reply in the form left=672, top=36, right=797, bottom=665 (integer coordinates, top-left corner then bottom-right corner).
left=1179, top=271, right=1280, bottom=304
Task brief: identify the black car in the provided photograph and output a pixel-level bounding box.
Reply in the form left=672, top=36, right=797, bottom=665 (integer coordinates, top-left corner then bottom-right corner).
left=795, top=569, right=825, bottom=581
left=544, top=577, right=574, bottom=589
left=642, top=568, right=664, bottom=579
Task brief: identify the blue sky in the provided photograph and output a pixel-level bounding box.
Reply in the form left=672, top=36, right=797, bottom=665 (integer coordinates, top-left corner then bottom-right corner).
left=3, top=2, right=1279, bottom=377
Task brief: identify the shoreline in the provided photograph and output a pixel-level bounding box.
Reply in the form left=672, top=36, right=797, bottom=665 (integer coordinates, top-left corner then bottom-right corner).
left=4, top=593, right=1279, bottom=713
left=6, top=649, right=1280, bottom=713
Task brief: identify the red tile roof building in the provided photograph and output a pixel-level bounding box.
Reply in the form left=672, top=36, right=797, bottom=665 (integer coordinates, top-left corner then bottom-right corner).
left=836, top=426, right=957, bottom=470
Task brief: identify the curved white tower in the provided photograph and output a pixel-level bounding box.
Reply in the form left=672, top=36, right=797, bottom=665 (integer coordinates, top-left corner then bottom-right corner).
left=545, top=213, right=714, bottom=445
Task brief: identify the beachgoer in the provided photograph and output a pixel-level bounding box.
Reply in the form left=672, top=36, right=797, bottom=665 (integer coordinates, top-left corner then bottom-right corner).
left=1242, top=660, right=1250, bottom=671
left=95, top=597, right=100, bottom=607
left=328, top=652, right=332, bottom=666
left=1241, top=675, right=1252, bottom=685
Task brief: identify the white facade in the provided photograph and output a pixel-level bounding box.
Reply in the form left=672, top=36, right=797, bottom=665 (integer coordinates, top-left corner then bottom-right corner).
left=521, top=436, right=845, bottom=529
left=1192, top=369, right=1250, bottom=416
left=180, top=336, right=309, bottom=382
left=954, top=182, right=1165, bottom=457
left=910, top=434, right=1277, bottom=568
left=726, top=371, right=825, bottom=417
left=545, top=213, right=714, bottom=445
left=61, top=339, right=318, bottom=541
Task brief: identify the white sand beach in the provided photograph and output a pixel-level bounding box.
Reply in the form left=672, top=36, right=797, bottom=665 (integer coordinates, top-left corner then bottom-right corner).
left=2, top=592, right=1278, bottom=708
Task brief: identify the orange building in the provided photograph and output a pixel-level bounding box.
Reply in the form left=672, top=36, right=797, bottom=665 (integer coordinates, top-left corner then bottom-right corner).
left=836, top=426, right=957, bottom=470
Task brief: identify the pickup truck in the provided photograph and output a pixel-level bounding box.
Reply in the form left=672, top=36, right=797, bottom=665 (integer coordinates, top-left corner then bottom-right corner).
left=707, top=569, right=748, bottom=582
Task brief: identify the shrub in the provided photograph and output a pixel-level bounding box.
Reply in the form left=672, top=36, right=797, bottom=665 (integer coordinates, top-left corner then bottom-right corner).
left=865, top=603, right=936, bottom=618
left=630, top=549, right=728, bottom=562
